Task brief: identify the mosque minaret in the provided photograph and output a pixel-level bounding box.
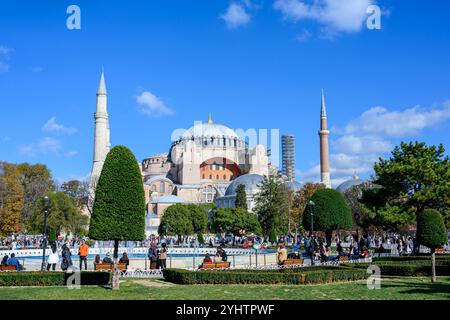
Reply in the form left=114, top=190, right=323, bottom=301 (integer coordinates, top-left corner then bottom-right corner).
left=90, top=68, right=111, bottom=188
left=319, top=89, right=331, bottom=188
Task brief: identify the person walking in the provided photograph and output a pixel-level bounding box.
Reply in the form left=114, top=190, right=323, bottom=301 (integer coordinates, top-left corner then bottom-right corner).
left=47, top=244, right=59, bottom=271
left=78, top=239, right=89, bottom=270
left=148, top=243, right=158, bottom=269
left=61, top=242, right=73, bottom=271
left=159, top=243, right=167, bottom=269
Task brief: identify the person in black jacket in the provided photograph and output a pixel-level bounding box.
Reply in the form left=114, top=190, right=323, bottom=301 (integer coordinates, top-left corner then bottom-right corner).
left=61, top=242, right=73, bottom=271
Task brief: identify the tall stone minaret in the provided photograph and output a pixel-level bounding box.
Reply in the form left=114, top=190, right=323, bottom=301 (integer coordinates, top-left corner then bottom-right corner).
left=90, top=68, right=111, bottom=189
left=319, top=89, right=331, bottom=188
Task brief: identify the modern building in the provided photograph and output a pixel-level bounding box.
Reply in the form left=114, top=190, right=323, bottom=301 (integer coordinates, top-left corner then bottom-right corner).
left=281, top=134, right=296, bottom=182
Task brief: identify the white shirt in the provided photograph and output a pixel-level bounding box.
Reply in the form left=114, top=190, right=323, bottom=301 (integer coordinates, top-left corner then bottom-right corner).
left=48, top=250, right=59, bottom=264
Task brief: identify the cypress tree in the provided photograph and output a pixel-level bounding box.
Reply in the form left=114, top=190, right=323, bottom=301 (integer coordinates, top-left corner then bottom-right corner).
left=88, top=145, right=145, bottom=289
left=303, top=188, right=352, bottom=246
left=416, top=209, right=447, bottom=282
left=235, top=184, right=248, bottom=210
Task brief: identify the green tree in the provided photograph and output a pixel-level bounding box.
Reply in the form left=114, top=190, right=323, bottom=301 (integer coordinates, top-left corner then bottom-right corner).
left=88, top=146, right=146, bottom=289
left=60, top=180, right=87, bottom=209
left=303, top=189, right=352, bottom=245
left=235, top=184, right=248, bottom=210
left=17, top=163, right=55, bottom=229
left=292, top=183, right=326, bottom=235
left=211, top=208, right=262, bottom=239
left=370, top=142, right=450, bottom=216
left=188, top=204, right=208, bottom=234
left=254, top=175, right=283, bottom=238
left=31, top=192, right=89, bottom=236
left=158, top=204, right=194, bottom=238
left=416, top=209, right=448, bottom=282
left=278, top=184, right=293, bottom=236
left=0, top=163, right=24, bottom=235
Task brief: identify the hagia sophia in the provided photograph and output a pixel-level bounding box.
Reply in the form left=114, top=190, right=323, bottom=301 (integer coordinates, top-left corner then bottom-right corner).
left=90, top=70, right=360, bottom=236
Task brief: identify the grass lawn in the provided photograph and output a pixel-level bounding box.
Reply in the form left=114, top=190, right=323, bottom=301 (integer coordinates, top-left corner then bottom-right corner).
left=0, top=276, right=449, bottom=300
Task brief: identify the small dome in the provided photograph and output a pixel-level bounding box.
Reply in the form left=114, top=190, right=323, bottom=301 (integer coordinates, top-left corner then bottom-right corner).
left=225, top=174, right=264, bottom=196
left=283, top=181, right=303, bottom=192
left=336, top=177, right=366, bottom=194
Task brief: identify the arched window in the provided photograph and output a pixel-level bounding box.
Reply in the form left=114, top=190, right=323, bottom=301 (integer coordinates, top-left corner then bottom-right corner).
left=151, top=185, right=156, bottom=192
left=223, top=174, right=227, bottom=180
left=159, top=182, right=165, bottom=193
left=209, top=174, right=212, bottom=179
left=202, top=174, right=205, bottom=179
left=216, top=174, right=219, bottom=180
left=202, top=185, right=215, bottom=203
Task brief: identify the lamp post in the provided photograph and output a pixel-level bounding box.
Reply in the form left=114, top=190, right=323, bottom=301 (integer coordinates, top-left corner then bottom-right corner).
left=41, top=195, right=50, bottom=271
left=309, top=200, right=315, bottom=266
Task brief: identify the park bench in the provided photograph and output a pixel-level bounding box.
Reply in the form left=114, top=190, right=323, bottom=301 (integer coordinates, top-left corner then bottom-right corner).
left=199, top=262, right=231, bottom=269
left=94, top=263, right=127, bottom=271
left=0, top=265, right=17, bottom=271
left=281, top=259, right=304, bottom=266
left=435, top=248, right=445, bottom=253
left=338, top=255, right=349, bottom=262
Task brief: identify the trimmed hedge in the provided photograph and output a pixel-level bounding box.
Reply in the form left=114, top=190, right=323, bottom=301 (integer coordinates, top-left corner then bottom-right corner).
left=0, top=271, right=111, bottom=287
left=377, top=264, right=450, bottom=277
left=372, top=255, right=450, bottom=263
left=162, top=268, right=369, bottom=285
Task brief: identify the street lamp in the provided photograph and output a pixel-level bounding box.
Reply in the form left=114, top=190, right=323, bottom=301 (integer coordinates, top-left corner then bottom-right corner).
left=40, top=195, right=50, bottom=271
left=308, top=200, right=315, bottom=266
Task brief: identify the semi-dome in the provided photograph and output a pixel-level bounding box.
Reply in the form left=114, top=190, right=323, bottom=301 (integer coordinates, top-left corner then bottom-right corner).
left=336, top=176, right=366, bottom=194
left=225, top=174, right=264, bottom=196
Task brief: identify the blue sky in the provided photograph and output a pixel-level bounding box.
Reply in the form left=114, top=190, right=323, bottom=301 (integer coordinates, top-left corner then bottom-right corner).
left=1, top=0, right=449, bottom=186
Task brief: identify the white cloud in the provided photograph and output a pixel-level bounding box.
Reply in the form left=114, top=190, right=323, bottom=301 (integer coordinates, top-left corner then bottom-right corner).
left=296, top=29, right=312, bottom=42
left=0, top=46, right=12, bottom=73
left=42, top=117, right=77, bottom=135
left=18, top=137, right=62, bottom=157
left=220, top=3, right=251, bottom=29
left=38, top=137, right=61, bottom=154
left=344, top=103, right=450, bottom=137
left=299, top=100, right=450, bottom=187
left=18, top=144, right=35, bottom=157
left=273, top=0, right=374, bottom=34
left=137, top=91, right=174, bottom=117
left=65, top=151, right=78, bottom=158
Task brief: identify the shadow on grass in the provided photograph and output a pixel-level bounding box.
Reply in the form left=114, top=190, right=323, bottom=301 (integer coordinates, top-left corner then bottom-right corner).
left=381, top=279, right=450, bottom=298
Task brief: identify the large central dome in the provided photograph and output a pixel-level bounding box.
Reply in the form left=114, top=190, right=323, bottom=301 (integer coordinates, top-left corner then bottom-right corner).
left=181, top=120, right=239, bottom=140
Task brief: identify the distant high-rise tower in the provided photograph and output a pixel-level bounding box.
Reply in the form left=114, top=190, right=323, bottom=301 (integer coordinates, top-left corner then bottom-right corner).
left=90, top=68, right=111, bottom=189
left=319, top=89, right=331, bottom=188
left=282, top=134, right=295, bottom=182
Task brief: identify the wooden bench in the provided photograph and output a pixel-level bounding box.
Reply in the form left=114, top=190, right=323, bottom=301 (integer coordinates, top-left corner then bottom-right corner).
left=0, top=265, right=17, bottom=271
left=94, top=263, right=127, bottom=271
left=281, top=259, right=304, bottom=266
left=435, top=248, right=446, bottom=253
left=338, top=255, right=349, bottom=262
left=199, top=262, right=231, bottom=269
